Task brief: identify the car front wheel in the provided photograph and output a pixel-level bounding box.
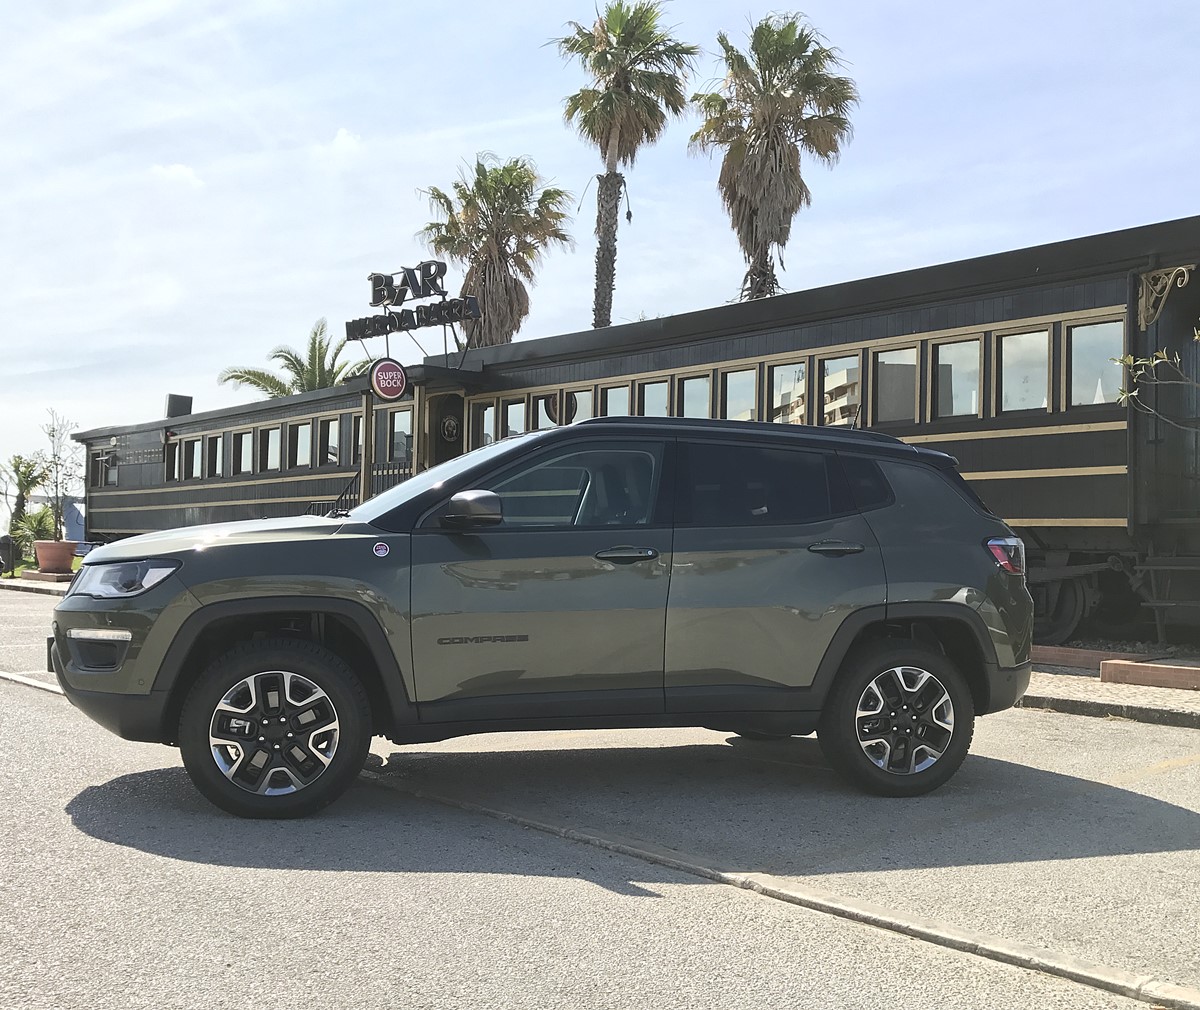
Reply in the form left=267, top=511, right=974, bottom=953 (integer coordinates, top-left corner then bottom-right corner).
left=178, top=638, right=372, bottom=818
left=817, top=641, right=975, bottom=797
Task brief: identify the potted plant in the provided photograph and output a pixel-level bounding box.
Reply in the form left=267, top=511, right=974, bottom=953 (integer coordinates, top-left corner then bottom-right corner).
left=34, top=409, right=81, bottom=575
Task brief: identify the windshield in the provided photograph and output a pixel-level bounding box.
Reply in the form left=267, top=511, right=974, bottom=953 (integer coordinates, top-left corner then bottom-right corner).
left=348, top=432, right=542, bottom=522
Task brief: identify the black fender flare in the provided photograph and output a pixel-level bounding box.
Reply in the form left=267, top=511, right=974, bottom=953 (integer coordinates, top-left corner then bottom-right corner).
left=155, top=596, right=415, bottom=739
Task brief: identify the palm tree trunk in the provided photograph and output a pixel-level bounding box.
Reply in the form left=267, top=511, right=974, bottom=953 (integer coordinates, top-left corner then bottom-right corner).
left=593, top=171, right=623, bottom=328
left=742, top=245, right=779, bottom=300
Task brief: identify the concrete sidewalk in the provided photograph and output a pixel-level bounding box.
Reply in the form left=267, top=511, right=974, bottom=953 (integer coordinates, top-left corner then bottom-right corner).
left=1019, top=670, right=1200, bottom=729
left=0, top=576, right=68, bottom=597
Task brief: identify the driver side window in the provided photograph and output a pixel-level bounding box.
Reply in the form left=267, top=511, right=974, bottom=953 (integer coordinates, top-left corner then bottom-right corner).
left=484, top=442, right=664, bottom=529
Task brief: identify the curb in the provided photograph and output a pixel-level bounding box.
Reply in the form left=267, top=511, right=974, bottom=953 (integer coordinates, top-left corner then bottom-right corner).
left=0, top=671, right=63, bottom=694
left=365, top=773, right=1200, bottom=1010
left=1018, top=693, right=1200, bottom=730
left=0, top=579, right=68, bottom=597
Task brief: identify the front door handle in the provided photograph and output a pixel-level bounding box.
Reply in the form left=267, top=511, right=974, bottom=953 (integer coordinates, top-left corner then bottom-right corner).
left=595, top=546, right=660, bottom=564
left=808, top=540, right=865, bottom=557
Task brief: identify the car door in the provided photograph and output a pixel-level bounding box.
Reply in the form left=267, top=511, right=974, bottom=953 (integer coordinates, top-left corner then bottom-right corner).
left=665, top=437, right=886, bottom=713
left=410, top=437, right=673, bottom=721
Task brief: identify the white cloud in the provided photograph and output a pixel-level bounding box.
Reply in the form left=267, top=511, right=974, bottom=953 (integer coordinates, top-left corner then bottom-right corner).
left=312, top=127, right=364, bottom=171
left=150, top=162, right=205, bottom=187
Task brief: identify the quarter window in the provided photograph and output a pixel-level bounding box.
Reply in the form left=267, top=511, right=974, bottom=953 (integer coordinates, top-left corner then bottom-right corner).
left=1069, top=320, right=1123, bottom=406
left=768, top=362, right=807, bottom=425
left=874, top=347, right=917, bottom=424
left=999, top=330, right=1049, bottom=412
left=676, top=442, right=844, bottom=527
left=933, top=340, right=979, bottom=418
left=483, top=443, right=663, bottom=529
left=820, top=355, right=860, bottom=426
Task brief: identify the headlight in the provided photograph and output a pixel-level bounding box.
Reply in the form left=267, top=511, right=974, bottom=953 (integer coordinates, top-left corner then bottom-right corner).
left=71, top=560, right=181, bottom=599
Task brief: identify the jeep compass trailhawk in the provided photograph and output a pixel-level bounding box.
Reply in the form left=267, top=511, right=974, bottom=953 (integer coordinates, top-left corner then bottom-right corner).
left=51, top=417, right=1032, bottom=818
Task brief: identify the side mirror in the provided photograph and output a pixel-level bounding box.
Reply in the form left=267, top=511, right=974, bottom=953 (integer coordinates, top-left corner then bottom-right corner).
left=441, top=489, right=503, bottom=530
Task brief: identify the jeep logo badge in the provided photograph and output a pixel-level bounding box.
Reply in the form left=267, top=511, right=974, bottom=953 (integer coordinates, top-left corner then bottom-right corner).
left=369, top=358, right=407, bottom=401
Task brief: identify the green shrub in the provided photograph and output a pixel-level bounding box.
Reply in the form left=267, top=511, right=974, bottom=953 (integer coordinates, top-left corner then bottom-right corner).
left=11, top=505, right=55, bottom=560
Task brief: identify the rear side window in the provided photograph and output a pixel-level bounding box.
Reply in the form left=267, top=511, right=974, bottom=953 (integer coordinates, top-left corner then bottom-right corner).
left=940, top=467, right=995, bottom=516
left=878, top=460, right=994, bottom=520
left=676, top=441, right=849, bottom=527
left=838, top=454, right=894, bottom=512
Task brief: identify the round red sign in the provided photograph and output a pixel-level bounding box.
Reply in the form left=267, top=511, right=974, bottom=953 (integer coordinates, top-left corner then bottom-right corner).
left=370, top=358, right=407, bottom=401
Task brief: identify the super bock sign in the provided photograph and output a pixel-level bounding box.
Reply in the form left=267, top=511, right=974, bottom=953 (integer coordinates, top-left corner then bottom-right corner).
left=345, top=260, right=481, bottom=341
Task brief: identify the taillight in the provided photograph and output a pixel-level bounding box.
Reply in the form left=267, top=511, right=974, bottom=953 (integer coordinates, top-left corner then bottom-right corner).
left=986, top=537, right=1025, bottom=575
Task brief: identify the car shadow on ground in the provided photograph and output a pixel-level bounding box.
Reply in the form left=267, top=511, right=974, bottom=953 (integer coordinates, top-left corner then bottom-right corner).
left=66, top=735, right=1200, bottom=887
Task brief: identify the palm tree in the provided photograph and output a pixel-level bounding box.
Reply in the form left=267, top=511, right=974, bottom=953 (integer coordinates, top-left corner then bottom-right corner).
left=555, top=2, right=698, bottom=328
left=3, top=454, right=50, bottom=531
left=419, top=155, right=573, bottom=348
left=218, top=318, right=369, bottom=398
left=690, top=14, right=859, bottom=300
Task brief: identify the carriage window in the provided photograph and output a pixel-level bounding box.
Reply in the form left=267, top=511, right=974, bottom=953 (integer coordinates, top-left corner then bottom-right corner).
left=601, top=385, right=630, bottom=416
left=205, top=436, right=223, bottom=478
left=232, top=431, right=253, bottom=474
left=874, top=347, right=917, bottom=423
left=259, top=427, right=281, bottom=471
left=820, top=355, right=860, bottom=426
left=318, top=419, right=340, bottom=466
left=721, top=369, right=757, bottom=421
left=678, top=375, right=711, bottom=418
left=933, top=339, right=979, bottom=417
left=503, top=399, right=526, bottom=437
left=287, top=422, right=311, bottom=468
left=999, top=330, right=1049, bottom=412
left=1070, top=321, right=1124, bottom=406
left=352, top=415, right=363, bottom=463
left=769, top=362, right=806, bottom=424
left=638, top=380, right=669, bottom=417
left=471, top=401, right=497, bottom=447
left=534, top=395, right=556, bottom=429
left=389, top=410, right=412, bottom=462
left=183, top=439, right=203, bottom=480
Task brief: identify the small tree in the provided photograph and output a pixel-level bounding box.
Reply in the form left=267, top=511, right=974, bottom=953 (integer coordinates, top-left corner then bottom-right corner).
left=1117, top=325, right=1200, bottom=431
left=2, top=454, right=51, bottom=531
left=40, top=409, right=83, bottom=542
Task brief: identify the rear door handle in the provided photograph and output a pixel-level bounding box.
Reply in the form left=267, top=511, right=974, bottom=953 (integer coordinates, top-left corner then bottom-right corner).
left=595, top=546, right=660, bottom=564
left=807, top=540, right=865, bottom=557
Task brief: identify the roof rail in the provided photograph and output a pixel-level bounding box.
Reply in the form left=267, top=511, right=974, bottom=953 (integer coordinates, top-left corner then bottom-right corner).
left=574, top=415, right=904, bottom=445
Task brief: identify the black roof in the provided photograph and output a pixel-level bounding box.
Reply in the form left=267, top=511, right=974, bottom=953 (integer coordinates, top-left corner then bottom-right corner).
left=569, top=415, right=956, bottom=465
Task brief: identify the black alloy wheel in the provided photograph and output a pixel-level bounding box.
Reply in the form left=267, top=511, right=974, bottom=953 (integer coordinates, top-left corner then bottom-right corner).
left=179, top=638, right=371, bottom=818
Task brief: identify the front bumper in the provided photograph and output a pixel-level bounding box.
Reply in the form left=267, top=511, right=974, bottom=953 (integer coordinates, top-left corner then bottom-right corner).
left=50, top=641, right=172, bottom=742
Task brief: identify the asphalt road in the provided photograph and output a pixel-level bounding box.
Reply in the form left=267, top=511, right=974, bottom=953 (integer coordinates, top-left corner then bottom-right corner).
left=3, top=590, right=1199, bottom=1008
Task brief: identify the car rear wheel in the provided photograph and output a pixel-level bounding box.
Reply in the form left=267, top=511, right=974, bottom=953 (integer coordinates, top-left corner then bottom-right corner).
left=817, top=641, right=975, bottom=797
left=178, top=638, right=371, bottom=818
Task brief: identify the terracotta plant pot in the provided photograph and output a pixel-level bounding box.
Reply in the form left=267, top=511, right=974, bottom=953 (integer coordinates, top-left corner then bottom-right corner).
left=35, top=540, right=79, bottom=575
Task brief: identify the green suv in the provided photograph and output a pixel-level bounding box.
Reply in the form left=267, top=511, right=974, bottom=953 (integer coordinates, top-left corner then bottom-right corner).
left=50, top=417, right=1032, bottom=817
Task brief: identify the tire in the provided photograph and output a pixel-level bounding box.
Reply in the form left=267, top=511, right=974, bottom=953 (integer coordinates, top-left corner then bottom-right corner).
left=817, top=641, right=975, bottom=797
left=178, top=638, right=372, bottom=819
left=734, top=731, right=793, bottom=741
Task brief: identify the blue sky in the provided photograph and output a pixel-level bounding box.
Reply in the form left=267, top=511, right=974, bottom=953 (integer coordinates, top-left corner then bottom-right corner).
left=1, top=0, right=1197, bottom=484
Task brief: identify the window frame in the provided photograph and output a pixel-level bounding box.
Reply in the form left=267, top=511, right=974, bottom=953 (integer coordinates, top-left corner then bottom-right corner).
left=600, top=383, right=632, bottom=417
left=182, top=438, right=203, bottom=481
left=418, top=436, right=673, bottom=532
left=870, top=344, right=920, bottom=426
left=636, top=378, right=671, bottom=417
left=767, top=359, right=810, bottom=426
left=258, top=426, right=282, bottom=472
left=1063, top=315, right=1126, bottom=412
left=994, top=326, right=1052, bottom=416
left=816, top=350, right=863, bottom=428
left=204, top=435, right=223, bottom=479
left=231, top=430, right=254, bottom=475
left=673, top=436, right=855, bottom=529
left=718, top=366, right=759, bottom=422
left=927, top=335, right=984, bottom=422
left=674, top=371, right=713, bottom=419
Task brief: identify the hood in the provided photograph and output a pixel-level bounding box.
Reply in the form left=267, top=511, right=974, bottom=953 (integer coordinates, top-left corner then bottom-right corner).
left=83, top=515, right=348, bottom=563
